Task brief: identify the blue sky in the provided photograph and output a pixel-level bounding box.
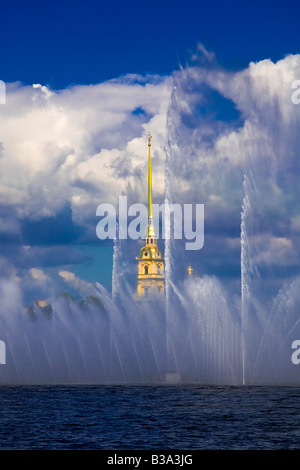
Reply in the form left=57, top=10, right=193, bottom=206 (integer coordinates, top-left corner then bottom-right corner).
left=0, top=0, right=300, bottom=304
left=1, top=0, right=299, bottom=87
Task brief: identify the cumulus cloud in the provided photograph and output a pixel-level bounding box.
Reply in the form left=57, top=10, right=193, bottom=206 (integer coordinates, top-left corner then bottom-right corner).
left=1, top=54, right=300, bottom=302
left=0, top=75, right=171, bottom=224
left=164, top=54, right=300, bottom=289
left=252, top=236, right=297, bottom=267
left=59, top=270, right=93, bottom=295
left=32, top=83, right=54, bottom=100
left=30, top=267, right=51, bottom=284
left=0, top=74, right=172, bottom=302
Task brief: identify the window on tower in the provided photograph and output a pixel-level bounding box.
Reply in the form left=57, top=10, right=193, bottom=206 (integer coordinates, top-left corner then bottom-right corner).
left=144, top=265, right=149, bottom=275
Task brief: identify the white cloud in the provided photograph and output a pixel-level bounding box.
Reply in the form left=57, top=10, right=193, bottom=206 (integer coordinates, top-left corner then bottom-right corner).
left=58, top=270, right=93, bottom=295
left=0, top=75, right=172, bottom=224
left=30, top=267, right=51, bottom=284
left=58, top=270, right=76, bottom=281
left=291, top=215, right=300, bottom=232
left=32, top=83, right=53, bottom=100
left=168, top=54, right=300, bottom=210
left=251, top=236, right=297, bottom=267
left=1, top=55, right=300, bottom=292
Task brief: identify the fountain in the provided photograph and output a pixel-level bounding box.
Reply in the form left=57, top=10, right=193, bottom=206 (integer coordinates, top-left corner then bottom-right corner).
left=0, top=61, right=300, bottom=386
left=0, top=193, right=299, bottom=385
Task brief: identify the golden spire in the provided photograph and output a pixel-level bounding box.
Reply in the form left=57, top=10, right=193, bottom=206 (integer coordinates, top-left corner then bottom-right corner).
left=147, top=133, right=153, bottom=219
left=136, top=133, right=164, bottom=299
left=147, top=133, right=156, bottom=238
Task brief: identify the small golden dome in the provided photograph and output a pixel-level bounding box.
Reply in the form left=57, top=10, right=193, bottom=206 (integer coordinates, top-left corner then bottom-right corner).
left=187, top=265, right=193, bottom=276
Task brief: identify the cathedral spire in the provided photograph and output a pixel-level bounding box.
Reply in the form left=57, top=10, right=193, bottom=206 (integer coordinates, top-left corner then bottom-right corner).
left=147, top=133, right=153, bottom=219
left=147, top=133, right=156, bottom=238
left=136, top=134, right=164, bottom=298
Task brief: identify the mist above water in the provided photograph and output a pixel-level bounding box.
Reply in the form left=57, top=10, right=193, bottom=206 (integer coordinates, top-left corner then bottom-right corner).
left=0, top=263, right=299, bottom=385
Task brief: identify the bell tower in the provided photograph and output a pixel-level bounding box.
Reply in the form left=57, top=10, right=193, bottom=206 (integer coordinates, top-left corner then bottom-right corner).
left=136, top=134, right=164, bottom=298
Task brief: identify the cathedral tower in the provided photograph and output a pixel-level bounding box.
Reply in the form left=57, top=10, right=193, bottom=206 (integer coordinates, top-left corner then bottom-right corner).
left=136, top=134, right=164, bottom=298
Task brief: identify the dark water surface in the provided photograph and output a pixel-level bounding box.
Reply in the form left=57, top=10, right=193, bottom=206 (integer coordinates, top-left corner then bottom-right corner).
left=0, top=385, right=299, bottom=450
